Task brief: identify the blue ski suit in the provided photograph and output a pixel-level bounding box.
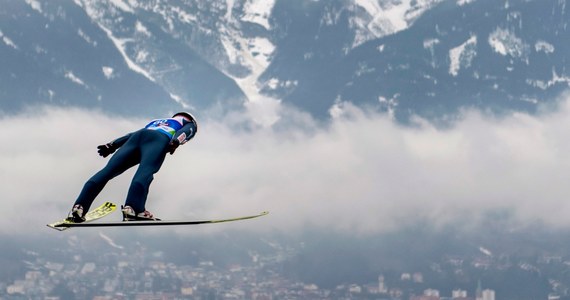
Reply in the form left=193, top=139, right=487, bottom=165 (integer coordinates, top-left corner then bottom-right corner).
left=74, top=116, right=197, bottom=214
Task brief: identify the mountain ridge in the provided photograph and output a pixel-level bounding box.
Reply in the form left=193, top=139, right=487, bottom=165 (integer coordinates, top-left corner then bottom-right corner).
left=1, top=0, right=568, bottom=121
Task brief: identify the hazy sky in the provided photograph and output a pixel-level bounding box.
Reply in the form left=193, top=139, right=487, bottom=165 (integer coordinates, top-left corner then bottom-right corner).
left=3, top=94, right=570, bottom=236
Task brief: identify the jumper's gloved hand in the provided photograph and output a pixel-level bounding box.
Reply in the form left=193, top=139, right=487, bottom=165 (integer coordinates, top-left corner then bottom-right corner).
left=167, top=139, right=180, bottom=155
left=97, top=143, right=117, bottom=158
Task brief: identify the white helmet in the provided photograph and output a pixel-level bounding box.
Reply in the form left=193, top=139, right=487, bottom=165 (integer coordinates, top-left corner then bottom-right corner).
left=173, top=112, right=198, bottom=133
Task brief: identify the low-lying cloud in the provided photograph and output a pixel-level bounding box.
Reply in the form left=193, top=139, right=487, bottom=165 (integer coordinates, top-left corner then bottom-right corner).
left=3, top=97, right=570, bottom=236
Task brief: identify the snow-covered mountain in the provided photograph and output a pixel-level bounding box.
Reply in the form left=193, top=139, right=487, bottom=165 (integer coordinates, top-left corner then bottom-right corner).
left=0, top=0, right=568, bottom=120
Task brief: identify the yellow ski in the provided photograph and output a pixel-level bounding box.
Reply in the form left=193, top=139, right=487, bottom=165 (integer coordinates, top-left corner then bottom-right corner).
left=47, top=202, right=117, bottom=231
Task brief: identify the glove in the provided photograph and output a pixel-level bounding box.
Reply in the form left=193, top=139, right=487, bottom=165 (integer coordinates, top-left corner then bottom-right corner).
left=167, top=139, right=180, bottom=155
left=97, top=143, right=117, bottom=158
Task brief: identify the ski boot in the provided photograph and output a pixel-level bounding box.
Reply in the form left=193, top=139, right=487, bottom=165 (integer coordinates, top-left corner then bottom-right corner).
left=66, top=204, right=86, bottom=223
left=121, top=206, right=161, bottom=221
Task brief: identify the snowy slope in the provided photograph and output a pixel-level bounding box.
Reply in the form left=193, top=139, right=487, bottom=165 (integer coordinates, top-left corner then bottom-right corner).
left=0, top=0, right=568, bottom=121
left=264, top=0, right=570, bottom=119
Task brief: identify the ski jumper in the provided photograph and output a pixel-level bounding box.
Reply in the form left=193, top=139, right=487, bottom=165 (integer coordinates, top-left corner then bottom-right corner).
left=74, top=116, right=197, bottom=214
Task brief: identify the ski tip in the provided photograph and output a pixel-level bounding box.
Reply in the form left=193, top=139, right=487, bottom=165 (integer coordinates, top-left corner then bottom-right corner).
left=46, top=224, right=67, bottom=231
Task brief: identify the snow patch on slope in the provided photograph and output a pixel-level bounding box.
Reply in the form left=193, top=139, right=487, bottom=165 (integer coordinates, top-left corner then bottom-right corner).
left=0, top=30, right=18, bottom=50
left=457, top=0, right=476, bottom=6
left=449, top=35, right=477, bottom=76
left=219, top=24, right=279, bottom=126
left=241, top=0, right=275, bottom=30
left=102, top=66, right=115, bottom=79
left=109, top=0, right=134, bottom=13
left=78, top=28, right=98, bottom=47
left=25, top=0, right=43, bottom=14
left=488, top=27, right=530, bottom=61
left=65, top=70, right=87, bottom=87
left=135, top=21, right=151, bottom=37
left=351, top=0, right=444, bottom=48
left=479, top=246, right=492, bottom=256
left=526, top=68, right=570, bottom=90
left=99, top=232, right=124, bottom=249
left=535, top=40, right=555, bottom=54
left=98, top=24, right=156, bottom=82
